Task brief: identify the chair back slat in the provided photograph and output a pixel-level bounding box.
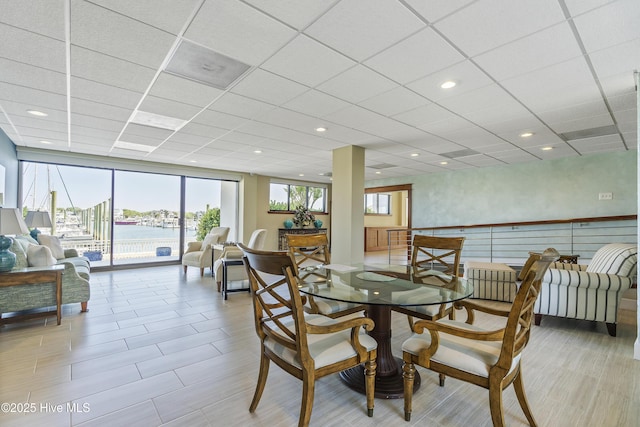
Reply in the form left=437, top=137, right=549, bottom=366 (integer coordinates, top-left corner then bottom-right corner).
left=286, top=233, right=331, bottom=281
left=411, top=235, right=465, bottom=282
left=239, top=244, right=310, bottom=359
left=496, top=248, right=559, bottom=371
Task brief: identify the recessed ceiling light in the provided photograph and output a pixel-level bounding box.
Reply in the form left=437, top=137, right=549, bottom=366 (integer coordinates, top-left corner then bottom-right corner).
left=27, top=110, right=48, bottom=117
left=39, top=140, right=52, bottom=144
left=315, top=127, right=327, bottom=132
left=542, top=146, right=553, bottom=151
left=410, top=153, right=419, bottom=157
left=254, top=150, right=262, bottom=154
left=440, top=161, right=449, bottom=165
left=189, top=160, right=197, bottom=163
left=440, top=81, right=456, bottom=89
left=375, top=171, right=382, bottom=175
left=299, top=174, right=304, bottom=177
left=520, top=132, right=534, bottom=138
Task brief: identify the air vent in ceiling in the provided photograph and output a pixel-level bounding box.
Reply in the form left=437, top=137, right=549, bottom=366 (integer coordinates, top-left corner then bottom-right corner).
left=439, top=149, right=479, bottom=159
left=559, top=125, right=618, bottom=141
left=369, top=163, right=396, bottom=169
left=165, top=40, right=251, bottom=90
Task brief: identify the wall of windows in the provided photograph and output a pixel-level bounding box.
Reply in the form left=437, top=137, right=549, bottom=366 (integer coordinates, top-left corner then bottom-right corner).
left=20, top=161, right=235, bottom=268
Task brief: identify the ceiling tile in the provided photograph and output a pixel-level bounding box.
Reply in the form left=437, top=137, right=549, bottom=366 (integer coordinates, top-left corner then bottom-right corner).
left=70, top=46, right=156, bottom=93
left=407, top=60, right=494, bottom=102
left=137, top=95, right=202, bottom=120
left=70, top=0, right=176, bottom=68
left=305, top=0, right=425, bottom=61
left=474, top=22, right=583, bottom=81
left=92, top=0, right=202, bottom=35
left=573, top=0, right=640, bottom=52
left=0, top=58, right=66, bottom=94
left=70, top=98, right=132, bottom=122
left=0, top=23, right=66, bottom=72
left=501, top=57, right=602, bottom=113
left=317, top=65, right=397, bottom=103
left=358, top=86, right=430, bottom=117
left=282, top=90, right=350, bottom=117
left=184, top=0, right=296, bottom=66
left=149, top=72, right=224, bottom=108
left=403, top=0, right=476, bottom=22
left=434, top=0, right=565, bottom=56
left=70, top=77, right=142, bottom=110
left=244, top=0, right=336, bottom=30
left=230, top=69, right=309, bottom=105
left=208, top=93, right=276, bottom=119
left=365, top=27, right=465, bottom=84
left=261, top=34, right=355, bottom=87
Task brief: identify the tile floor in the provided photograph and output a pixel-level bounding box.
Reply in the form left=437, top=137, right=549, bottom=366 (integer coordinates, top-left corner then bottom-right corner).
left=0, top=264, right=638, bottom=426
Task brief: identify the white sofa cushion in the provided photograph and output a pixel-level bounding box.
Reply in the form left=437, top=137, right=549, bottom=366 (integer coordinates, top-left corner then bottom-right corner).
left=27, top=245, right=57, bottom=267
left=37, top=234, right=65, bottom=260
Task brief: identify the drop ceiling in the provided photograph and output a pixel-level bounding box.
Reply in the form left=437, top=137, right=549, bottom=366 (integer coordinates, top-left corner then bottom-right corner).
left=0, top=0, right=637, bottom=183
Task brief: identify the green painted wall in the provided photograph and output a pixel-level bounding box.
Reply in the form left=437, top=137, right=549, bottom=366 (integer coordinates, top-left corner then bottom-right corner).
left=367, top=151, right=637, bottom=228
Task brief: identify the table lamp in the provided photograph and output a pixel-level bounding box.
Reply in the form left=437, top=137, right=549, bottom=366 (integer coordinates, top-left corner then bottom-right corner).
left=0, top=208, right=30, bottom=272
left=25, top=210, right=53, bottom=240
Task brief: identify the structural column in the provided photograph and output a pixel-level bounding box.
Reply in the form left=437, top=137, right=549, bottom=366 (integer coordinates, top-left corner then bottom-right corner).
left=331, top=145, right=365, bottom=264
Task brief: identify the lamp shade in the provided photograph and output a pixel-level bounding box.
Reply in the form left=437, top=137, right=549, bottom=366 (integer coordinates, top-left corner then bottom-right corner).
left=25, top=210, right=53, bottom=228
left=0, top=208, right=30, bottom=235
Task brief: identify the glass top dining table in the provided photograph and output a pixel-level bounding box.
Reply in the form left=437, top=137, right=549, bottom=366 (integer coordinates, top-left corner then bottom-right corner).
left=298, top=263, right=473, bottom=399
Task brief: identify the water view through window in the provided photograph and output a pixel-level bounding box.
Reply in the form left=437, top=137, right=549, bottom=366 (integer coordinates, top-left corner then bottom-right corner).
left=21, top=162, right=228, bottom=267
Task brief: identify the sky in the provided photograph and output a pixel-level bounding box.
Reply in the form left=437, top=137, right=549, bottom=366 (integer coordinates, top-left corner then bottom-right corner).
left=22, top=162, right=222, bottom=213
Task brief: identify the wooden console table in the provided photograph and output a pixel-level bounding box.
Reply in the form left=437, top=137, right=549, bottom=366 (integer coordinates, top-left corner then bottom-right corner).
left=0, top=265, right=64, bottom=325
left=278, top=228, right=327, bottom=250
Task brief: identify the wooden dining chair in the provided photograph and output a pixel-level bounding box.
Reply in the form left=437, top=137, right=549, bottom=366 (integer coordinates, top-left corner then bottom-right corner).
left=401, top=248, right=559, bottom=425
left=392, top=235, right=465, bottom=331
left=285, top=233, right=365, bottom=318
left=239, top=244, right=378, bottom=427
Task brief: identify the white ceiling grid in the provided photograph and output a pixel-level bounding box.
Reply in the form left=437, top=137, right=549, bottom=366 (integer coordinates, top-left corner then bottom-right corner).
left=0, top=0, right=637, bottom=182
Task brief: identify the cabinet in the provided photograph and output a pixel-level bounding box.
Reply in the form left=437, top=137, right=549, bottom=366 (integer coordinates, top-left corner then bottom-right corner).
left=365, top=227, right=408, bottom=252
left=278, top=228, right=327, bottom=250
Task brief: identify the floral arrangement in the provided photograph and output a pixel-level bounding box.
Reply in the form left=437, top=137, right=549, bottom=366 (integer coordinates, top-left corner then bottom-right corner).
left=292, top=205, right=315, bottom=227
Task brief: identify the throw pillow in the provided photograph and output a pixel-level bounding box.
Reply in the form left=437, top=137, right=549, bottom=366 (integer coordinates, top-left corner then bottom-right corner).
left=202, top=232, right=219, bottom=251
left=27, top=245, right=57, bottom=267
left=38, top=234, right=65, bottom=260
left=10, top=238, right=29, bottom=269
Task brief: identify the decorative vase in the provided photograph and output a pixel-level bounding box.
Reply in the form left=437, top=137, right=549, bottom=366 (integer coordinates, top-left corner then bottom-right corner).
left=283, top=219, right=294, bottom=229
left=314, top=219, right=323, bottom=228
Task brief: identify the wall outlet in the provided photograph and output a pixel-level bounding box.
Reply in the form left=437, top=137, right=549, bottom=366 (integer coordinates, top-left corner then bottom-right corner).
left=598, top=192, right=613, bottom=200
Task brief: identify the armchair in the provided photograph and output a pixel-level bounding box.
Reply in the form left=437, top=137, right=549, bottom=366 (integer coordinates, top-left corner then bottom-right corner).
left=534, top=243, right=637, bottom=336
left=392, top=235, right=465, bottom=331
left=286, top=233, right=365, bottom=318
left=182, top=227, right=229, bottom=276
left=239, top=244, right=377, bottom=427
left=213, top=229, right=267, bottom=291
left=402, top=249, right=559, bottom=425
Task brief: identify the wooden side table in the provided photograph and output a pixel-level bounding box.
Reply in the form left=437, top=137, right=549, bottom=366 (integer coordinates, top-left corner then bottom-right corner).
left=0, top=265, right=65, bottom=325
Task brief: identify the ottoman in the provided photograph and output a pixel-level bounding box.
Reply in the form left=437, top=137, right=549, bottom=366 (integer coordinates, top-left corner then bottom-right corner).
left=464, top=261, right=518, bottom=302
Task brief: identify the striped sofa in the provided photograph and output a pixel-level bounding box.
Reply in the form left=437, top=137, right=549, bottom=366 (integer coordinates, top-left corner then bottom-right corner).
left=534, top=243, right=637, bottom=336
